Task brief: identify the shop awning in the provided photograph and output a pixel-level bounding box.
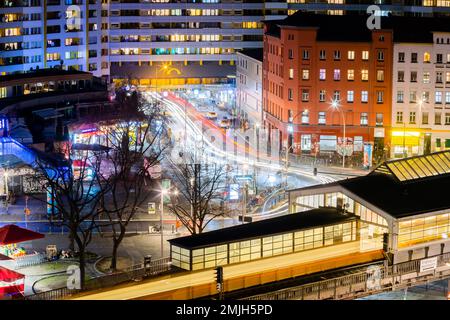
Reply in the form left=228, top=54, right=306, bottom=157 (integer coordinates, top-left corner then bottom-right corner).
left=0, top=253, right=12, bottom=261
left=0, top=225, right=44, bottom=245
left=0, top=266, right=24, bottom=282
left=0, top=266, right=25, bottom=298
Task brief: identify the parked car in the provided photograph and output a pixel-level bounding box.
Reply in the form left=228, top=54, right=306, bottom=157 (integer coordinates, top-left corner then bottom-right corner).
left=206, top=111, right=218, bottom=120
left=218, top=118, right=231, bottom=129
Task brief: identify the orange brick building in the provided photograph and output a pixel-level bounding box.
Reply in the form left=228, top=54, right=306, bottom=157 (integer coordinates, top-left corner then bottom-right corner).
left=263, top=13, right=393, bottom=163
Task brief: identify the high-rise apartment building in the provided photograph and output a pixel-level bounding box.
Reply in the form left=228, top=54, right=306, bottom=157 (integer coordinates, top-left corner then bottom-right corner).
left=0, top=0, right=288, bottom=86
left=4, top=1, right=450, bottom=87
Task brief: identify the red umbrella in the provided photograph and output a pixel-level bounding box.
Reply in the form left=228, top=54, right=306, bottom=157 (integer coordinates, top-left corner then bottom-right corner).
left=0, top=225, right=44, bottom=245
left=0, top=266, right=24, bottom=282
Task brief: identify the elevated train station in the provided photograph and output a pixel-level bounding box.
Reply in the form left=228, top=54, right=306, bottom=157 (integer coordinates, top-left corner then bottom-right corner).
left=289, top=150, right=450, bottom=265
left=73, top=151, right=450, bottom=300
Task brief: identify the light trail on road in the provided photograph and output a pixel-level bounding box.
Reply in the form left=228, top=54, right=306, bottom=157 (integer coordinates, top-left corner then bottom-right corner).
left=145, top=92, right=335, bottom=191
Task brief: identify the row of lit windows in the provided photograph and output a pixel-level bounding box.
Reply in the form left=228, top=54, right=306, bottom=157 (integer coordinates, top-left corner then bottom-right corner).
left=398, top=213, right=450, bottom=247
left=397, top=51, right=450, bottom=64
left=110, top=48, right=232, bottom=55
left=182, top=221, right=357, bottom=271
left=396, top=90, right=450, bottom=104
left=295, top=193, right=388, bottom=227
left=286, top=88, right=384, bottom=104
left=288, top=68, right=381, bottom=82
left=396, top=111, right=450, bottom=125
left=397, top=70, right=450, bottom=84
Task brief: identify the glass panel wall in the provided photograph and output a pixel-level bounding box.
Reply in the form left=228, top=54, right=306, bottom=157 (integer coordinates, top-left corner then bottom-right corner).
left=171, top=246, right=190, bottom=270
left=294, top=192, right=387, bottom=228
left=398, top=213, right=450, bottom=248
left=171, top=221, right=359, bottom=271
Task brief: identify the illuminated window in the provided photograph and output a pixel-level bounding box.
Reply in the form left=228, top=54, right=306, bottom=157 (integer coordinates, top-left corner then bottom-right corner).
left=362, top=51, right=369, bottom=60
left=424, top=52, right=431, bottom=63
left=347, top=50, right=355, bottom=60
left=361, top=69, right=368, bottom=81
left=347, top=90, right=354, bottom=103
left=302, top=69, right=309, bottom=80
left=333, top=69, right=340, bottom=81
left=347, top=69, right=354, bottom=81
left=361, top=91, right=368, bottom=103
left=377, top=70, right=384, bottom=81
left=319, top=69, right=326, bottom=80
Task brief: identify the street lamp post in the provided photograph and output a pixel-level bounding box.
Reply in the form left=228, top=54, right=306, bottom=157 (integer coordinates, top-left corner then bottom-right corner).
left=331, top=100, right=346, bottom=168
left=160, top=188, right=166, bottom=257
left=160, top=184, right=178, bottom=257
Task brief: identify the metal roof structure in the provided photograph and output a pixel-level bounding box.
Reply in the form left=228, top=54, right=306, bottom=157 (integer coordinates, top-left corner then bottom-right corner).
left=373, top=151, right=450, bottom=182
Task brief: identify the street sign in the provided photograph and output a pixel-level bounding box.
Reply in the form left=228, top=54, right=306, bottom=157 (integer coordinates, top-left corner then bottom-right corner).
left=229, top=184, right=239, bottom=200
left=235, top=175, right=253, bottom=181
left=148, top=202, right=156, bottom=215
left=162, top=179, right=171, bottom=203
left=419, top=257, right=438, bottom=273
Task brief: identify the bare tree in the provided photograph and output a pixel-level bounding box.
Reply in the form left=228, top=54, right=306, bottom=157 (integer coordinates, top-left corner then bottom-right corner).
left=30, top=142, right=110, bottom=289
left=167, top=154, right=230, bottom=235
left=96, top=93, right=168, bottom=271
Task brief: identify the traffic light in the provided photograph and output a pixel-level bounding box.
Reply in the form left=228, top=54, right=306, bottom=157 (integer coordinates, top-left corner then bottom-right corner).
left=214, top=266, right=223, bottom=284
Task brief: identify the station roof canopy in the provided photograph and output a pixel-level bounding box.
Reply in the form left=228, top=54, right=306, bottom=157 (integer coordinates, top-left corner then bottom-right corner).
left=168, top=208, right=355, bottom=250
left=372, top=151, right=450, bottom=182
left=291, top=151, right=450, bottom=219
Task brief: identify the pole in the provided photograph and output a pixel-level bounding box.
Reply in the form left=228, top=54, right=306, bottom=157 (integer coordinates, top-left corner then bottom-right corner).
left=342, top=110, right=346, bottom=168
left=242, top=184, right=248, bottom=224
left=160, top=190, right=164, bottom=257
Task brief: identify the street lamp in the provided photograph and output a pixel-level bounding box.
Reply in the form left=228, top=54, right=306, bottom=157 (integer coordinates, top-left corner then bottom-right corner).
left=330, top=99, right=346, bottom=168
left=159, top=185, right=178, bottom=257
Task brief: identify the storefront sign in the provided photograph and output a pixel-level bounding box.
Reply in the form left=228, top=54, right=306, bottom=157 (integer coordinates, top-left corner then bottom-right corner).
left=148, top=202, right=156, bottom=215
left=363, top=143, right=373, bottom=169
left=229, top=184, right=239, bottom=200
left=419, top=257, right=438, bottom=273
left=319, top=135, right=337, bottom=151
left=162, top=179, right=171, bottom=204
left=374, top=128, right=385, bottom=138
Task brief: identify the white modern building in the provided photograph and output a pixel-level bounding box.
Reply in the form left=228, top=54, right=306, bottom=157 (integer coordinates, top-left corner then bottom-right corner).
left=392, top=32, right=450, bottom=158
left=1, top=0, right=289, bottom=86
left=5, top=1, right=450, bottom=87
left=0, top=0, right=109, bottom=79
left=236, top=48, right=262, bottom=129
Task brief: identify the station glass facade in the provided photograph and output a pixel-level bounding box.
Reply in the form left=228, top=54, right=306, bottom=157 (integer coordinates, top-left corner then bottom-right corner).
left=293, top=192, right=388, bottom=251
left=170, top=219, right=358, bottom=271
left=398, top=213, right=450, bottom=248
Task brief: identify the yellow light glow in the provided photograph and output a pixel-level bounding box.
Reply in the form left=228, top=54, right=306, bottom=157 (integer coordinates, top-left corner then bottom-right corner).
left=391, top=131, right=421, bottom=137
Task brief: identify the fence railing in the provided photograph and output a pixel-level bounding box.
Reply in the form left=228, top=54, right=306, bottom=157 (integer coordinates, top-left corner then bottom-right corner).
left=25, top=257, right=173, bottom=300
left=15, top=253, right=46, bottom=268
left=243, top=251, right=450, bottom=300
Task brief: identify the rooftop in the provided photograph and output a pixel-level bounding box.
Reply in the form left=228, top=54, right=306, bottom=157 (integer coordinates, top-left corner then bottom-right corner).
left=168, top=207, right=355, bottom=249
left=266, top=12, right=450, bottom=43
left=0, top=68, right=91, bottom=84
left=291, top=151, right=450, bottom=219
left=238, top=48, right=263, bottom=62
